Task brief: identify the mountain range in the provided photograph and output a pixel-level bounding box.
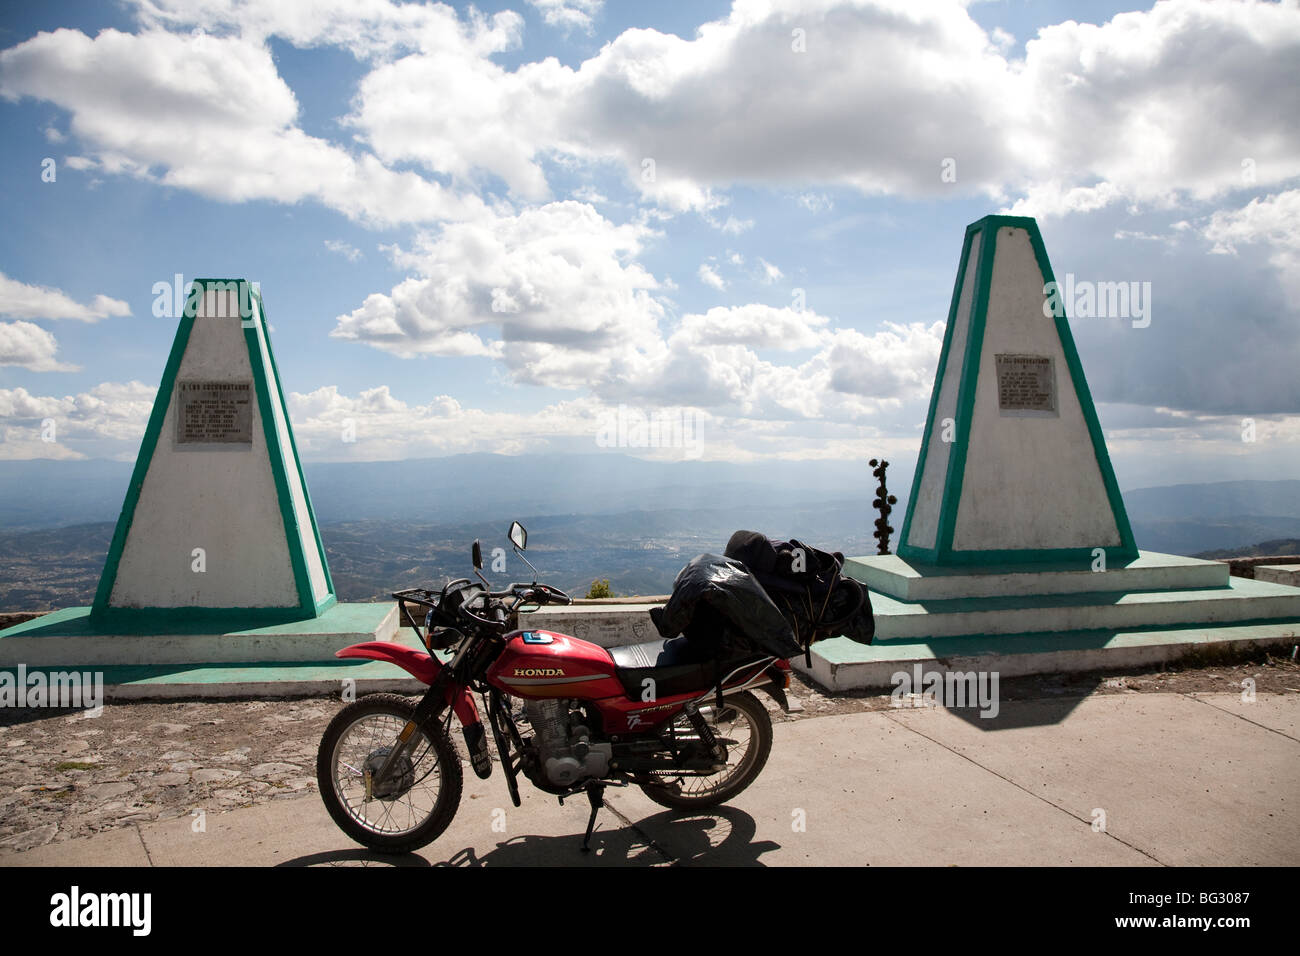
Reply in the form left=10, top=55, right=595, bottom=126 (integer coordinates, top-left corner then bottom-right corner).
left=0, top=454, right=1296, bottom=608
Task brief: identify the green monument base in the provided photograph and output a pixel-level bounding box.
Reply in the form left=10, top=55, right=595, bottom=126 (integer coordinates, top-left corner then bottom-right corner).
left=807, top=217, right=1300, bottom=689
left=0, top=602, right=398, bottom=668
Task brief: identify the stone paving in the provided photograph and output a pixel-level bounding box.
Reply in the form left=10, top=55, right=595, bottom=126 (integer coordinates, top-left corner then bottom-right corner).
left=0, top=699, right=328, bottom=852
left=2, top=651, right=1296, bottom=857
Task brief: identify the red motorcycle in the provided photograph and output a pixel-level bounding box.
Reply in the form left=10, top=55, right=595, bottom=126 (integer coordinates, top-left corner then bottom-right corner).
left=316, top=521, right=793, bottom=854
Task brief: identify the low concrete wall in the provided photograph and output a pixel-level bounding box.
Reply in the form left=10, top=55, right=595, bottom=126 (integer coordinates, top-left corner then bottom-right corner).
left=1256, top=565, right=1300, bottom=587
left=1219, top=555, right=1300, bottom=579
left=0, top=611, right=49, bottom=631
left=528, top=603, right=664, bottom=648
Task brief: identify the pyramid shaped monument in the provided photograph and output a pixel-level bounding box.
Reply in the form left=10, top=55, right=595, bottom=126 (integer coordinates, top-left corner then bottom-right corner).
left=93, top=279, right=334, bottom=625
left=804, top=216, right=1300, bottom=690
left=0, top=279, right=400, bottom=680
left=899, top=216, right=1137, bottom=566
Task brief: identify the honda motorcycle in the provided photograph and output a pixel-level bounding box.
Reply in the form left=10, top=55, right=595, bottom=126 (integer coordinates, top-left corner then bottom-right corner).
left=316, top=521, right=793, bottom=854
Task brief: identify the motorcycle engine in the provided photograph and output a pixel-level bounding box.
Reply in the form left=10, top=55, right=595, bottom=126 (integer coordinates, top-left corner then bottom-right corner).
left=523, top=699, right=612, bottom=788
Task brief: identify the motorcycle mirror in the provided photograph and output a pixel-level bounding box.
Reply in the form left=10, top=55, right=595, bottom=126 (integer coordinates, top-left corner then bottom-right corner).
left=508, top=521, right=527, bottom=551
left=472, top=540, right=483, bottom=570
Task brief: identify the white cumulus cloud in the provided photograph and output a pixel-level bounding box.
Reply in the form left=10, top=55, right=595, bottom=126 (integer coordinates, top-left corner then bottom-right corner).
left=0, top=321, right=78, bottom=372
left=1203, top=189, right=1300, bottom=300
left=331, top=201, right=667, bottom=390
left=0, top=271, right=129, bottom=321
left=697, top=262, right=727, bottom=291
left=527, top=0, right=604, bottom=35
left=0, top=381, right=156, bottom=457
left=0, top=27, right=487, bottom=226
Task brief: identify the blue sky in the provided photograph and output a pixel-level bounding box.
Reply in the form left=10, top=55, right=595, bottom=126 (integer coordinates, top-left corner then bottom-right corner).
left=1, top=0, right=1297, bottom=491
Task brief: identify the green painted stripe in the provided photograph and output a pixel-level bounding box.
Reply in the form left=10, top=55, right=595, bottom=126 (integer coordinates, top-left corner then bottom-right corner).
left=935, top=217, right=998, bottom=559
left=83, top=605, right=328, bottom=631
left=863, top=576, right=1298, bottom=616
left=898, top=214, right=1139, bottom=568
left=898, top=224, right=979, bottom=558
left=1, top=603, right=393, bottom=639
left=257, top=284, right=336, bottom=599
left=245, top=293, right=317, bottom=615
left=92, top=294, right=199, bottom=617
left=1027, top=224, right=1138, bottom=559
left=812, top=620, right=1300, bottom=665
left=0, top=660, right=411, bottom=685
left=92, top=279, right=336, bottom=622
left=921, top=546, right=1139, bottom=567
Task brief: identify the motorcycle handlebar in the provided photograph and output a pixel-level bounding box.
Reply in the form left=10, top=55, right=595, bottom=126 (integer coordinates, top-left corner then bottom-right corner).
left=457, top=582, right=570, bottom=629
left=498, top=583, right=572, bottom=606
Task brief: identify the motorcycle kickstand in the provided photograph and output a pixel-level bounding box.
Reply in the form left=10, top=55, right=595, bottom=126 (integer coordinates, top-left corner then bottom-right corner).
left=580, top=782, right=605, bottom=854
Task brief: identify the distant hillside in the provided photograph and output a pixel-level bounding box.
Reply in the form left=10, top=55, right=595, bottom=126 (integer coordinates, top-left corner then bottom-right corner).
left=1130, top=517, right=1300, bottom=556
left=1124, top=480, right=1300, bottom=520
left=0, top=452, right=893, bottom=531
left=0, top=522, right=112, bottom=611
left=1195, top=538, right=1300, bottom=559
left=0, top=503, right=878, bottom=609
left=2, top=461, right=1299, bottom=602
left=0, top=460, right=132, bottom=530
left=1123, top=479, right=1300, bottom=556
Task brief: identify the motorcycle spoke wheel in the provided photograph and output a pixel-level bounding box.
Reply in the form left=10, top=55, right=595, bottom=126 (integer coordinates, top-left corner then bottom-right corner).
left=639, top=691, right=772, bottom=810
left=317, top=693, right=463, bottom=854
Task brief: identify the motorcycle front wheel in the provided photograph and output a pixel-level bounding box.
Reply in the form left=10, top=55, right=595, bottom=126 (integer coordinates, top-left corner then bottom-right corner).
left=316, top=693, right=463, bottom=854
left=638, top=690, right=772, bottom=810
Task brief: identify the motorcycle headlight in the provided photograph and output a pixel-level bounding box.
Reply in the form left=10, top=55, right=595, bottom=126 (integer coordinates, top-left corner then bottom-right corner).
left=424, top=610, right=462, bottom=650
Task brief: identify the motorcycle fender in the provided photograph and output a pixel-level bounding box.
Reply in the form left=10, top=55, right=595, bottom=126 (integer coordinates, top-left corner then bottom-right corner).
left=755, top=661, right=793, bottom=713
left=449, top=686, right=481, bottom=729
left=441, top=685, right=488, bottom=779
left=335, top=642, right=479, bottom=719
left=335, top=641, right=484, bottom=758
left=756, top=681, right=791, bottom=713
left=335, top=641, right=438, bottom=684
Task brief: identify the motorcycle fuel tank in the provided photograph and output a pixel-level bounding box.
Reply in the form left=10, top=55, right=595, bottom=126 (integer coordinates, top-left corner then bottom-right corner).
left=486, top=629, right=625, bottom=700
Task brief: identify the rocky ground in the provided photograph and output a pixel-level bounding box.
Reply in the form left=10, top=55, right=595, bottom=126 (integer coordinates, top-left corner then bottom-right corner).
left=1, top=647, right=1297, bottom=856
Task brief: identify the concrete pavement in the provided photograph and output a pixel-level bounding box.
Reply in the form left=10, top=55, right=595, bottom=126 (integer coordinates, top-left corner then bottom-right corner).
left=5, top=691, right=1297, bottom=867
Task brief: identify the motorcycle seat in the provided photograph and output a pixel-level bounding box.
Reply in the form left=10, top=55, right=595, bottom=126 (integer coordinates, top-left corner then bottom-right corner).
left=609, top=636, right=771, bottom=700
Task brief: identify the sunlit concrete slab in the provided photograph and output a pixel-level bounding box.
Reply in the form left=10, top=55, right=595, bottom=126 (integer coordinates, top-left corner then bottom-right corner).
left=885, top=693, right=1300, bottom=866
left=846, top=550, right=1228, bottom=601
left=802, top=621, right=1300, bottom=692
left=607, top=711, right=1153, bottom=866
left=864, top=576, right=1300, bottom=641
left=0, top=659, right=427, bottom=702
left=1, top=823, right=152, bottom=867
left=6, top=695, right=1295, bottom=867
left=1187, top=690, right=1300, bottom=739
left=0, top=603, right=399, bottom=667
left=7, top=756, right=662, bottom=868
left=1256, top=565, right=1300, bottom=587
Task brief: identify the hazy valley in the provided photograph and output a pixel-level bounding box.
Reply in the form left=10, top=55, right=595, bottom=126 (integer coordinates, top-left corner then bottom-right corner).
left=0, top=453, right=1297, bottom=610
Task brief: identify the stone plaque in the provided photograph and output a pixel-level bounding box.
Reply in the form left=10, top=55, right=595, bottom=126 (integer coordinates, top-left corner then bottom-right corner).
left=995, top=354, right=1056, bottom=414
left=176, top=381, right=253, bottom=445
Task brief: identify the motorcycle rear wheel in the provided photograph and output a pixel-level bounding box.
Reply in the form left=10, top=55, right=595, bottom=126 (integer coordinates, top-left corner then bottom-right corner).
left=317, top=693, right=463, bottom=854
left=638, top=690, right=772, bottom=810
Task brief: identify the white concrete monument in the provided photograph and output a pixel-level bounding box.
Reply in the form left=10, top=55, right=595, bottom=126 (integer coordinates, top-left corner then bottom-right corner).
left=92, top=279, right=333, bottom=625
left=804, top=215, right=1300, bottom=690
left=899, top=216, right=1137, bottom=566
left=0, top=279, right=399, bottom=681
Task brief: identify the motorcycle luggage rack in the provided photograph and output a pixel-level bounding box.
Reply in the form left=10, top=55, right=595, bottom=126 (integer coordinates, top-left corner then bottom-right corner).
left=392, top=588, right=442, bottom=651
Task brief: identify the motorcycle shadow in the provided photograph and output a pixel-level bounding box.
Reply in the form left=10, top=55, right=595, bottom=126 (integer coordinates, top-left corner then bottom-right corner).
left=440, top=806, right=780, bottom=867
left=278, top=848, right=433, bottom=867
left=280, top=806, right=780, bottom=867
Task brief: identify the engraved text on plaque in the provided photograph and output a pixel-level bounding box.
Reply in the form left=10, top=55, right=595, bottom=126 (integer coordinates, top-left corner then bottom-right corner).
left=176, top=381, right=253, bottom=445
left=995, top=354, right=1056, bottom=414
